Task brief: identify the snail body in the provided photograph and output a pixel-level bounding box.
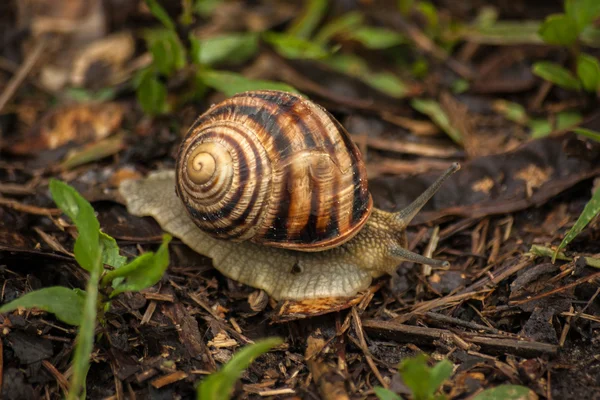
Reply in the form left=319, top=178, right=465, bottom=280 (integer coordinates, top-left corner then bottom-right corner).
left=120, top=90, right=459, bottom=300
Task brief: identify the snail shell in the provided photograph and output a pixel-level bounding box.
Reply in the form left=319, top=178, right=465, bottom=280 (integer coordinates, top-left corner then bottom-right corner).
left=175, top=90, right=372, bottom=251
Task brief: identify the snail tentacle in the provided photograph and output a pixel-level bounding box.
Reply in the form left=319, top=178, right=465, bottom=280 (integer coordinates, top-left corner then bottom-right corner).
left=390, top=245, right=450, bottom=267
left=392, top=162, right=460, bottom=229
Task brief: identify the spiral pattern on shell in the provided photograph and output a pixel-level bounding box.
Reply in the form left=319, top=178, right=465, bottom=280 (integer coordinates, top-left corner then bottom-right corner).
left=175, top=90, right=372, bottom=251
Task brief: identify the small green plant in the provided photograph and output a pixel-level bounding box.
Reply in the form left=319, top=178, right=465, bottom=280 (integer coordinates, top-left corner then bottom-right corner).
left=0, top=180, right=171, bottom=399
left=136, top=0, right=296, bottom=116
left=374, top=354, right=453, bottom=400
left=533, top=0, right=600, bottom=92
left=197, top=337, right=283, bottom=400
left=375, top=354, right=533, bottom=400
left=552, top=181, right=600, bottom=262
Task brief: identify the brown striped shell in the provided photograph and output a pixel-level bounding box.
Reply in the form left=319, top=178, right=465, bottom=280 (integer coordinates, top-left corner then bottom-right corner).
left=175, top=90, right=372, bottom=251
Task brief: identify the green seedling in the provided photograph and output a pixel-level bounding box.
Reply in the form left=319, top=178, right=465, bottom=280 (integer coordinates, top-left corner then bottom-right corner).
left=197, top=337, right=283, bottom=400
left=532, top=0, right=600, bottom=93
left=375, top=354, right=534, bottom=400
left=0, top=180, right=171, bottom=399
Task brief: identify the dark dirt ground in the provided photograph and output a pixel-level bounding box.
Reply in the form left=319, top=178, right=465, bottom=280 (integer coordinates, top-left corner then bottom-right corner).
left=1, top=0, right=600, bottom=399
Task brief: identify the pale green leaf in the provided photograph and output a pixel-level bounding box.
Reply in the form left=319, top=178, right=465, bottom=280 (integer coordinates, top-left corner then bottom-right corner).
left=346, top=26, right=406, bottom=49
left=576, top=53, right=600, bottom=92
left=0, top=287, right=84, bottom=326
left=136, top=69, right=169, bottom=116
left=462, top=20, right=543, bottom=45
left=429, top=359, right=453, bottom=394
left=264, top=31, right=331, bottom=60
left=565, top=0, right=600, bottom=31
left=49, top=179, right=101, bottom=273
left=287, top=0, right=328, bottom=39
left=59, top=134, right=125, bottom=170
left=539, top=14, right=580, bottom=46
left=108, top=234, right=171, bottom=296
left=194, top=0, right=222, bottom=17
left=100, top=232, right=127, bottom=269
left=314, top=12, right=363, bottom=44
left=553, top=185, right=600, bottom=262
left=145, top=0, right=175, bottom=30
left=202, top=70, right=299, bottom=97
left=473, top=384, right=536, bottom=400
left=532, top=61, right=581, bottom=90
left=374, top=387, right=403, bottom=400
left=193, top=33, right=258, bottom=66
left=411, top=99, right=463, bottom=144
left=321, top=54, right=410, bottom=98
left=492, top=100, right=528, bottom=125
left=399, top=354, right=433, bottom=399
left=574, top=127, right=600, bottom=142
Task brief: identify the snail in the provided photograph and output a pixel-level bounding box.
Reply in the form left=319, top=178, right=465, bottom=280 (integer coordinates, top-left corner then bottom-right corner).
left=119, top=90, right=459, bottom=300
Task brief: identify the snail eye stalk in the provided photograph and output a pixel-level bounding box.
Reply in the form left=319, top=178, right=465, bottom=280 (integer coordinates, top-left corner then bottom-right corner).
left=390, top=245, right=450, bottom=267
left=392, top=162, right=460, bottom=230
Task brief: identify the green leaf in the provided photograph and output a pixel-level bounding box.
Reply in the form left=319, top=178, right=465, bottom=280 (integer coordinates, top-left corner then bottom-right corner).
left=416, top=2, right=440, bottom=36
left=197, top=338, right=283, bottom=400
left=532, top=61, right=581, bottom=90
left=411, top=99, right=463, bottom=144
left=574, top=127, right=600, bottom=142
left=472, top=6, right=499, bottom=29
left=399, top=354, right=433, bottom=400
left=398, top=0, right=415, bottom=15
left=556, top=111, right=583, bottom=130
left=136, top=69, right=168, bottom=116
left=565, top=0, right=600, bottom=31
left=429, top=360, right=453, bottom=395
left=145, top=29, right=187, bottom=75
left=0, top=287, right=84, bottom=326
left=65, top=87, right=116, bottom=103
left=189, top=35, right=202, bottom=64
left=202, top=70, right=299, bottom=97
left=553, top=184, right=600, bottom=262
left=287, top=0, right=328, bottom=39
left=144, top=0, right=175, bottom=30
left=263, top=31, right=331, bottom=60
left=529, top=111, right=582, bottom=138
left=472, top=384, right=536, bottom=400
left=374, top=387, right=403, bottom=400
left=321, top=54, right=410, bottom=98
left=538, top=14, right=580, bottom=46
left=462, top=21, right=543, bottom=45
left=314, top=12, right=364, bottom=44
left=67, top=258, right=101, bottom=400
left=451, top=78, right=470, bottom=94
left=576, top=53, right=600, bottom=92
left=346, top=26, right=407, bottom=49
left=492, top=100, right=528, bottom=124
left=193, top=33, right=258, bottom=66
left=581, top=25, right=600, bottom=47
left=529, top=118, right=552, bottom=138
left=107, top=234, right=171, bottom=296
left=194, top=0, right=222, bottom=17
left=49, top=179, right=101, bottom=273
left=59, top=134, right=125, bottom=170
left=100, top=232, right=127, bottom=269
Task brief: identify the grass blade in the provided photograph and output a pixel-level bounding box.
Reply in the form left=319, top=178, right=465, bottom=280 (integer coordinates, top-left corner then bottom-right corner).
left=197, top=337, right=282, bottom=400
left=553, top=185, right=600, bottom=262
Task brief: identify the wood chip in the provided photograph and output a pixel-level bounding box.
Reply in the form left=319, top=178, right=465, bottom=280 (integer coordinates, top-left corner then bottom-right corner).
left=150, top=371, right=188, bottom=389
